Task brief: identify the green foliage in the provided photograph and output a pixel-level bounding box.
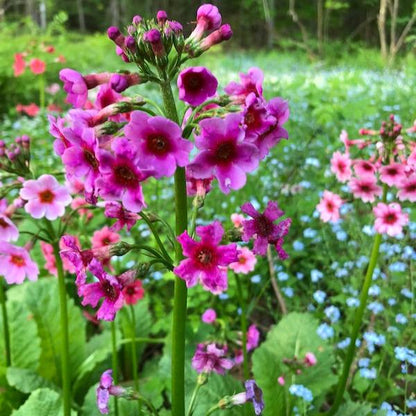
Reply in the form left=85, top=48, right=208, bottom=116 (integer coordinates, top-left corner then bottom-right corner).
left=6, top=368, right=57, bottom=394
left=252, top=313, right=337, bottom=416
left=334, top=400, right=373, bottom=416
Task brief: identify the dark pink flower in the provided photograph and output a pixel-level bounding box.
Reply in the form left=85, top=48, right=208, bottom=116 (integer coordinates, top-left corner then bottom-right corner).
left=125, top=111, right=192, bottom=177
left=178, top=67, right=218, bottom=106
left=96, top=137, right=153, bottom=212
left=241, top=201, right=290, bottom=256
left=0, top=242, right=39, bottom=284
left=143, top=29, right=165, bottom=56
left=20, top=174, right=72, bottom=220
left=174, top=221, right=238, bottom=294
left=198, top=24, right=232, bottom=53
left=397, top=173, right=416, bottom=202
left=0, top=215, right=19, bottom=242
left=192, top=343, right=233, bottom=374
left=353, top=159, right=377, bottom=178
left=188, top=114, right=259, bottom=194
left=201, top=308, right=217, bottom=324
left=304, top=352, right=317, bottom=367
left=225, top=67, right=264, bottom=103
left=188, top=4, right=222, bottom=42
left=247, top=324, right=260, bottom=351
left=122, top=280, right=144, bottom=305
left=29, top=58, right=46, bottom=75
left=96, top=369, right=125, bottom=414
left=79, top=259, right=124, bottom=321
left=316, top=190, right=343, bottom=223
left=373, top=202, right=408, bottom=236
left=349, top=176, right=382, bottom=203
left=104, top=202, right=139, bottom=231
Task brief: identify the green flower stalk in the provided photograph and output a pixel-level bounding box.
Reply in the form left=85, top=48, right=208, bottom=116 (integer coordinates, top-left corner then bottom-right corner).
left=0, top=281, right=11, bottom=366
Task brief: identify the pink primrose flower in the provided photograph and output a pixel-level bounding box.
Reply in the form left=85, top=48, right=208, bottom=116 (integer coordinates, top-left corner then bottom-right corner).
left=91, top=226, right=120, bottom=267
left=241, top=201, right=290, bottom=256
left=397, top=173, right=416, bottom=202
left=349, top=176, right=382, bottom=203
left=96, top=137, right=153, bottom=213
left=174, top=221, right=238, bottom=294
left=29, top=58, right=46, bottom=75
left=231, top=213, right=244, bottom=228
left=316, top=190, right=343, bottom=223
left=79, top=259, right=124, bottom=321
left=201, top=308, right=217, bottom=324
left=379, top=163, right=406, bottom=187
left=104, top=201, right=139, bottom=232
left=0, top=215, right=19, bottom=241
left=20, top=174, right=72, bottom=220
left=192, top=343, right=233, bottom=374
left=304, top=352, right=317, bottom=366
left=13, top=53, right=25, bottom=77
left=277, top=376, right=285, bottom=385
left=125, top=111, right=193, bottom=177
left=122, top=279, right=144, bottom=305
left=96, top=369, right=125, bottom=414
left=373, top=202, right=409, bottom=236
left=353, top=159, right=377, bottom=178
left=247, top=324, right=260, bottom=351
left=229, top=247, right=257, bottom=274
left=188, top=113, right=259, bottom=194
left=331, top=151, right=352, bottom=182
left=188, top=4, right=222, bottom=42
left=225, top=67, right=264, bottom=103
left=0, top=242, right=39, bottom=284
left=177, top=66, right=218, bottom=106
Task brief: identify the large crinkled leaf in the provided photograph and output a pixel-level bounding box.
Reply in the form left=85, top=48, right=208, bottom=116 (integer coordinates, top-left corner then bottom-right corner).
left=334, top=400, right=373, bottom=416
left=6, top=367, right=57, bottom=394
left=252, top=312, right=337, bottom=416
left=0, top=298, right=41, bottom=371
left=0, top=366, right=26, bottom=416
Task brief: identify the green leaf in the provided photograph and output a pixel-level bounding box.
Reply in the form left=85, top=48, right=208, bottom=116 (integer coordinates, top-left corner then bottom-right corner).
left=11, top=388, right=62, bottom=416
left=334, top=400, right=373, bottom=416
left=6, top=367, right=58, bottom=394
left=252, top=313, right=337, bottom=416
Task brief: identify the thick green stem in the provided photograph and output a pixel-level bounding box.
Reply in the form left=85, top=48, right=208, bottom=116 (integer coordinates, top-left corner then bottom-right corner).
left=329, top=186, right=387, bottom=414
left=234, top=273, right=249, bottom=380
left=160, top=79, right=188, bottom=416
left=130, top=305, right=141, bottom=415
left=52, top=238, right=71, bottom=416
left=111, top=321, right=119, bottom=416
left=0, top=281, right=11, bottom=366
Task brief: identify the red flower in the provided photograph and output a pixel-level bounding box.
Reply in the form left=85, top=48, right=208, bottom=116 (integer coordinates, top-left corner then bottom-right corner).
left=13, top=53, right=26, bottom=77
left=29, top=58, right=46, bottom=75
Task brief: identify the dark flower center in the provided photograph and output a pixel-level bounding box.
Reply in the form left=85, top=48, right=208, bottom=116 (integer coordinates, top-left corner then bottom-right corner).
left=337, top=162, right=346, bottom=172
left=125, top=286, right=136, bottom=296
left=196, top=247, right=214, bottom=265
left=253, top=384, right=263, bottom=402
left=255, top=214, right=273, bottom=237
left=215, top=141, right=236, bottom=164
left=102, top=238, right=111, bottom=245
left=0, top=217, right=8, bottom=228
left=326, top=201, right=334, bottom=211
left=84, top=149, right=99, bottom=170
left=359, top=184, right=371, bottom=192
left=102, top=281, right=118, bottom=301
left=362, top=162, right=373, bottom=171
left=39, top=189, right=55, bottom=203
left=385, top=213, right=397, bottom=224
left=405, top=183, right=416, bottom=192
left=11, top=254, right=25, bottom=267
left=114, top=164, right=138, bottom=187
left=148, top=134, right=169, bottom=155
left=386, top=167, right=398, bottom=175
left=184, top=73, right=203, bottom=92
left=245, top=108, right=260, bottom=129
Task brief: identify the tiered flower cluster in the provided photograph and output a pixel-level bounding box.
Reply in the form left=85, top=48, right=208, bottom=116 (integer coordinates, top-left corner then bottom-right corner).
left=317, top=115, right=414, bottom=236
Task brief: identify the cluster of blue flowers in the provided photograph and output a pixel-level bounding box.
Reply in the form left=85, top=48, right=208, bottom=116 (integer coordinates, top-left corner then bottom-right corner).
left=288, top=384, right=313, bottom=402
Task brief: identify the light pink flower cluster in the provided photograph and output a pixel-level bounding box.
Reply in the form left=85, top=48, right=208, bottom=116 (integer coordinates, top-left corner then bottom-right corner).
left=192, top=343, right=233, bottom=374
left=317, top=115, right=414, bottom=236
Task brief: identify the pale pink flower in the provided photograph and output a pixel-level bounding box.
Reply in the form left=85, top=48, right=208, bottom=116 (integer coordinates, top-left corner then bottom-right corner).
left=192, top=343, right=233, bottom=374
left=229, top=247, right=257, bottom=274
left=349, top=176, right=382, bottom=203
left=20, top=174, right=72, bottom=220
left=304, top=352, right=317, bottom=367
left=91, top=226, right=120, bottom=267
left=316, top=190, right=343, bottom=223
left=330, top=151, right=352, bottom=182
left=379, top=163, right=406, bottom=187
left=373, top=202, right=409, bottom=236
left=277, top=376, right=285, bottom=385
left=0, top=215, right=19, bottom=241
left=0, top=242, right=39, bottom=284
left=231, top=213, right=244, bottom=228
left=397, top=174, right=416, bottom=202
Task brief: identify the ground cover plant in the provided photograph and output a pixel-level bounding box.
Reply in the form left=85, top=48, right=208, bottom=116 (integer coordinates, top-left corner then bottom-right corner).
left=0, top=4, right=415, bottom=416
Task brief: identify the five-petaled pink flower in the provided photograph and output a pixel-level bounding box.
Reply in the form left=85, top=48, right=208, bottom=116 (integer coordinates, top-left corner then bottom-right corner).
left=331, top=151, right=352, bottom=182
left=349, top=176, right=382, bottom=203
left=174, top=221, right=238, bottom=294
left=241, top=201, right=290, bottom=256
left=20, top=174, right=72, bottom=220
left=104, top=202, right=139, bottom=232
left=316, top=190, right=343, bottom=223
left=379, top=163, right=406, bottom=187
left=0, top=242, right=39, bottom=284
left=373, top=202, right=409, bottom=236
left=122, top=279, right=145, bottom=305
left=29, top=58, right=46, bottom=75
left=397, top=174, right=416, bottom=202
left=225, top=67, right=264, bottom=103
left=192, top=343, right=233, bottom=374
left=177, top=66, right=218, bottom=106
left=229, top=246, right=257, bottom=274
left=0, top=215, right=19, bottom=242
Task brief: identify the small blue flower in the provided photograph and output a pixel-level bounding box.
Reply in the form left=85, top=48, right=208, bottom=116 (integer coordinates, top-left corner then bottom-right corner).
left=277, top=271, right=289, bottom=281
left=311, top=269, right=323, bottom=282
left=359, top=367, right=376, bottom=379
left=406, top=399, right=416, bottom=409
left=293, top=240, right=304, bottom=251
left=282, top=287, right=294, bottom=298
left=313, top=290, right=326, bottom=304
left=367, top=301, right=384, bottom=314
left=395, top=314, right=407, bottom=324
left=358, top=358, right=370, bottom=368
left=362, top=225, right=375, bottom=236
left=389, top=261, right=407, bottom=272
left=336, top=230, right=347, bottom=241
left=335, top=268, right=348, bottom=278
left=401, top=288, right=413, bottom=299
left=387, top=298, right=397, bottom=306
left=251, top=275, right=261, bottom=283
left=296, top=272, right=304, bottom=280
left=303, top=228, right=317, bottom=238
left=324, top=305, right=341, bottom=323
left=346, top=297, right=360, bottom=308
left=288, top=384, right=313, bottom=402
left=364, top=332, right=385, bottom=354
left=317, top=323, right=334, bottom=340
left=368, top=285, right=380, bottom=297
left=337, top=338, right=350, bottom=349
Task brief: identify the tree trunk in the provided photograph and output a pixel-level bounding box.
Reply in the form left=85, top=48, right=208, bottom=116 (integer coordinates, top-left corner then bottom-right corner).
left=261, top=0, right=275, bottom=49
left=25, top=0, right=36, bottom=23
left=76, top=0, right=86, bottom=32
left=110, top=0, right=120, bottom=27
left=389, top=0, right=399, bottom=55
left=317, top=0, right=324, bottom=56
left=377, top=0, right=388, bottom=60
